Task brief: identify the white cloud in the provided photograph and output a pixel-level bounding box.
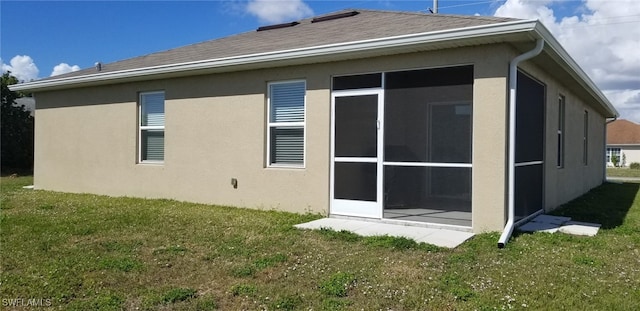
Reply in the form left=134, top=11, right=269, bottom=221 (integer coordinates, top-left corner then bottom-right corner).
left=247, top=0, right=313, bottom=24
left=51, top=63, right=80, bottom=77
left=604, top=89, right=640, bottom=122
left=0, top=55, right=39, bottom=82
left=494, top=0, right=640, bottom=122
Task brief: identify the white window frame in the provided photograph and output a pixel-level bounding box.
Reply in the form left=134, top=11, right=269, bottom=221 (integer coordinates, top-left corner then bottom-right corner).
left=138, top=91, right=165, bottom=164
left=583, top=110, right=588, bottom=165
left=557, top=94, right=565, bottom=168
left=266, top=80, right=306, bottom=168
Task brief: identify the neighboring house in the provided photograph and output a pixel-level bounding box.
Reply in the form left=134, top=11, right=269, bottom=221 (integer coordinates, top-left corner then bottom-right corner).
left=11, top=9, right=617, bottom=237
left=606, top=119, right=640, bottom=167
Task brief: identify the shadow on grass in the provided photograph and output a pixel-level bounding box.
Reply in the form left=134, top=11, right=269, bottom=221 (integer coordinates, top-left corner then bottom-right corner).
left=551, top=182, right=639, bottom=229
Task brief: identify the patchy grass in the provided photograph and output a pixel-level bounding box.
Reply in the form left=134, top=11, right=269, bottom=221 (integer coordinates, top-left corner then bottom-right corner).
left=319, top=272, right=356, bottom=297
left=607, top=167, right=640, bottom=178
left=1, top=177, right=639, bottom=310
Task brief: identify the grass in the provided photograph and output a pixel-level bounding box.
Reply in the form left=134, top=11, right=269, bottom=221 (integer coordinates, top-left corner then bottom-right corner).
left=607, top=167, right=640, bottom=178
left=1, top=176, right=639, bottom=310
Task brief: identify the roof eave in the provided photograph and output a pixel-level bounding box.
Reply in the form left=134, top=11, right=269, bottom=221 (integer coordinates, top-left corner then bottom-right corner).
left=606, top=143, right=640, bottom=147
left=9, top=18, right=618, bottom=118
left=9, top=19, right=538, bottom=93
left=531, top=22, right=618, bottom=118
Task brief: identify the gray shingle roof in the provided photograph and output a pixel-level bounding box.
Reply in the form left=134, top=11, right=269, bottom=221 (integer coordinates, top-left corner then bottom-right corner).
left=49, top=9, right=518, bottom=80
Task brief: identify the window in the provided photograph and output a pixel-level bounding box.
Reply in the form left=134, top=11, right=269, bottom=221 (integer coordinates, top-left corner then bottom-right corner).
left=139, top=91, right=165, bottom=163
left=606, top=148, right=621, bottom=166
left=583, top=110, right=588, bottom=165
left=557, top=95, right=565, bottom=168
left=267, top=81, right=305, bottom=167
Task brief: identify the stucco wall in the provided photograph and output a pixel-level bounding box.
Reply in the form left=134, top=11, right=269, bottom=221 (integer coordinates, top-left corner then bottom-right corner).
left=34, top=45, right=512, bottom=232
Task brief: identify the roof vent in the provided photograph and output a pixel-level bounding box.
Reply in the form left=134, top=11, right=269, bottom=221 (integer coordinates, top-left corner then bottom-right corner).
left=95, top=62, right=102, bottom=71
left=312, top=11, right=359, bottom=23
left=257, top=21, right=300, bottom=32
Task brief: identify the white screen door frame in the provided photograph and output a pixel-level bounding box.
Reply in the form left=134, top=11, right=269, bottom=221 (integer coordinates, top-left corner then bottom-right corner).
left=330, top=89, right=384, bottom=218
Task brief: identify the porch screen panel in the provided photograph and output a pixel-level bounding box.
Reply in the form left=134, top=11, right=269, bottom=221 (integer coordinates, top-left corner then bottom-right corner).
left=334, top=95, right=378, bottom=157
left=333, top=73, right=382, bottom=91
left=384, top=66, right=473, bottom=163
left=515, top=164, right=543, bottom=218
left=515, top=71, right=544, bottom=164
left=514, top=71, right=545, bottom=219
left=334, top=162, right=377, bottom=201
left=384, top=166, right=471, bottom=210
left=382, top=66, right=473, bottom=226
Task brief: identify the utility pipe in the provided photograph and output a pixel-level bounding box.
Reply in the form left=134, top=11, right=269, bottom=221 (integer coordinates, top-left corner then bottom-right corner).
left=498, top=39, right=545, bottom=248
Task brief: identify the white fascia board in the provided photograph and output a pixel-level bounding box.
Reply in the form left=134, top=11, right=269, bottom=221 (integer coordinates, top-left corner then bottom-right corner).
left=532, top=22, right=618, bottom=117
left=607, top=144, right=640, bottom=147
left=9, top=19, right=538, bottom=92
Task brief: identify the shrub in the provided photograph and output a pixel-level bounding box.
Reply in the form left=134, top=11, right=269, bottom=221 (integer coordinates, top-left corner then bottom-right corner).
left=630, top=162, right=640, bottom=170
left=612, top=155, right=620, bottom=167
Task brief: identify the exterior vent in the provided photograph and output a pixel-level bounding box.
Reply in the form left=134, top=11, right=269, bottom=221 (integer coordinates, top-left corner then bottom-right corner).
left=257, top=21, right=300, bottom=32
left=312, top=11, right=359, bottom=23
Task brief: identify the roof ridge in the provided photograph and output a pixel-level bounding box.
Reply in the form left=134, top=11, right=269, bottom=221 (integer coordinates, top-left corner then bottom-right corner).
left=332, top=8, right=519, bottom=21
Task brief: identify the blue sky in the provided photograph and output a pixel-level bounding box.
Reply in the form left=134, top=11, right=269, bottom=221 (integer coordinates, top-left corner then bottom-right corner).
left=1, top=1, right=639, bottom=121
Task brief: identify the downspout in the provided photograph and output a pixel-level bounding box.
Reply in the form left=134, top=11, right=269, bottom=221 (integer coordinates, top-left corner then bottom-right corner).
left=498, top=39, right=545, bottom=248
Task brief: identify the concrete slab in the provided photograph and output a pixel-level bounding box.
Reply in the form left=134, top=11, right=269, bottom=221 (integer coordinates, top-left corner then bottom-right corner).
left=559, top=221, right=601, bottom=236
left=517, top=214, right=602, bottom=237
left=518, top=221, right=561, bottom=233
left=422, top=230, right=475, bottom=248
left=530, top=214, right=571, bottom=225
left=295, top=218, right=474, bottom=248
left=352, top=223, right=437, bottom=239
left=294, top=218, right=371, bottom=231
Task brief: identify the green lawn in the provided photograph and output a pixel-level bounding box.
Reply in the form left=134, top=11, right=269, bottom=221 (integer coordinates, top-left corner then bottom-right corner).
left=1, top=177, right=639, bottom=310
left=607, top=167, right=640, bottom=178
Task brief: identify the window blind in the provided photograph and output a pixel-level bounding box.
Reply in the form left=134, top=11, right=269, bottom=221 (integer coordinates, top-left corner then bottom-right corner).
left=141, top=92, right=165, bottom=126
left=270, top=82, right=305, bottom=123
left=271, top=127, right=304, bottom=164
left=142, top=130, right=164, bottom=161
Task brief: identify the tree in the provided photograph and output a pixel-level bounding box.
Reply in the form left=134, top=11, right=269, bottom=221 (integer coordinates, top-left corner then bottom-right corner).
left=1, top=72, right=34, bottom=173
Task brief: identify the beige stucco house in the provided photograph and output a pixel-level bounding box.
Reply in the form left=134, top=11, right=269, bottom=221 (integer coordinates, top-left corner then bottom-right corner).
left=606, top=119, right=640, bottom=167
left=11, top=10, right=618, bottom=242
